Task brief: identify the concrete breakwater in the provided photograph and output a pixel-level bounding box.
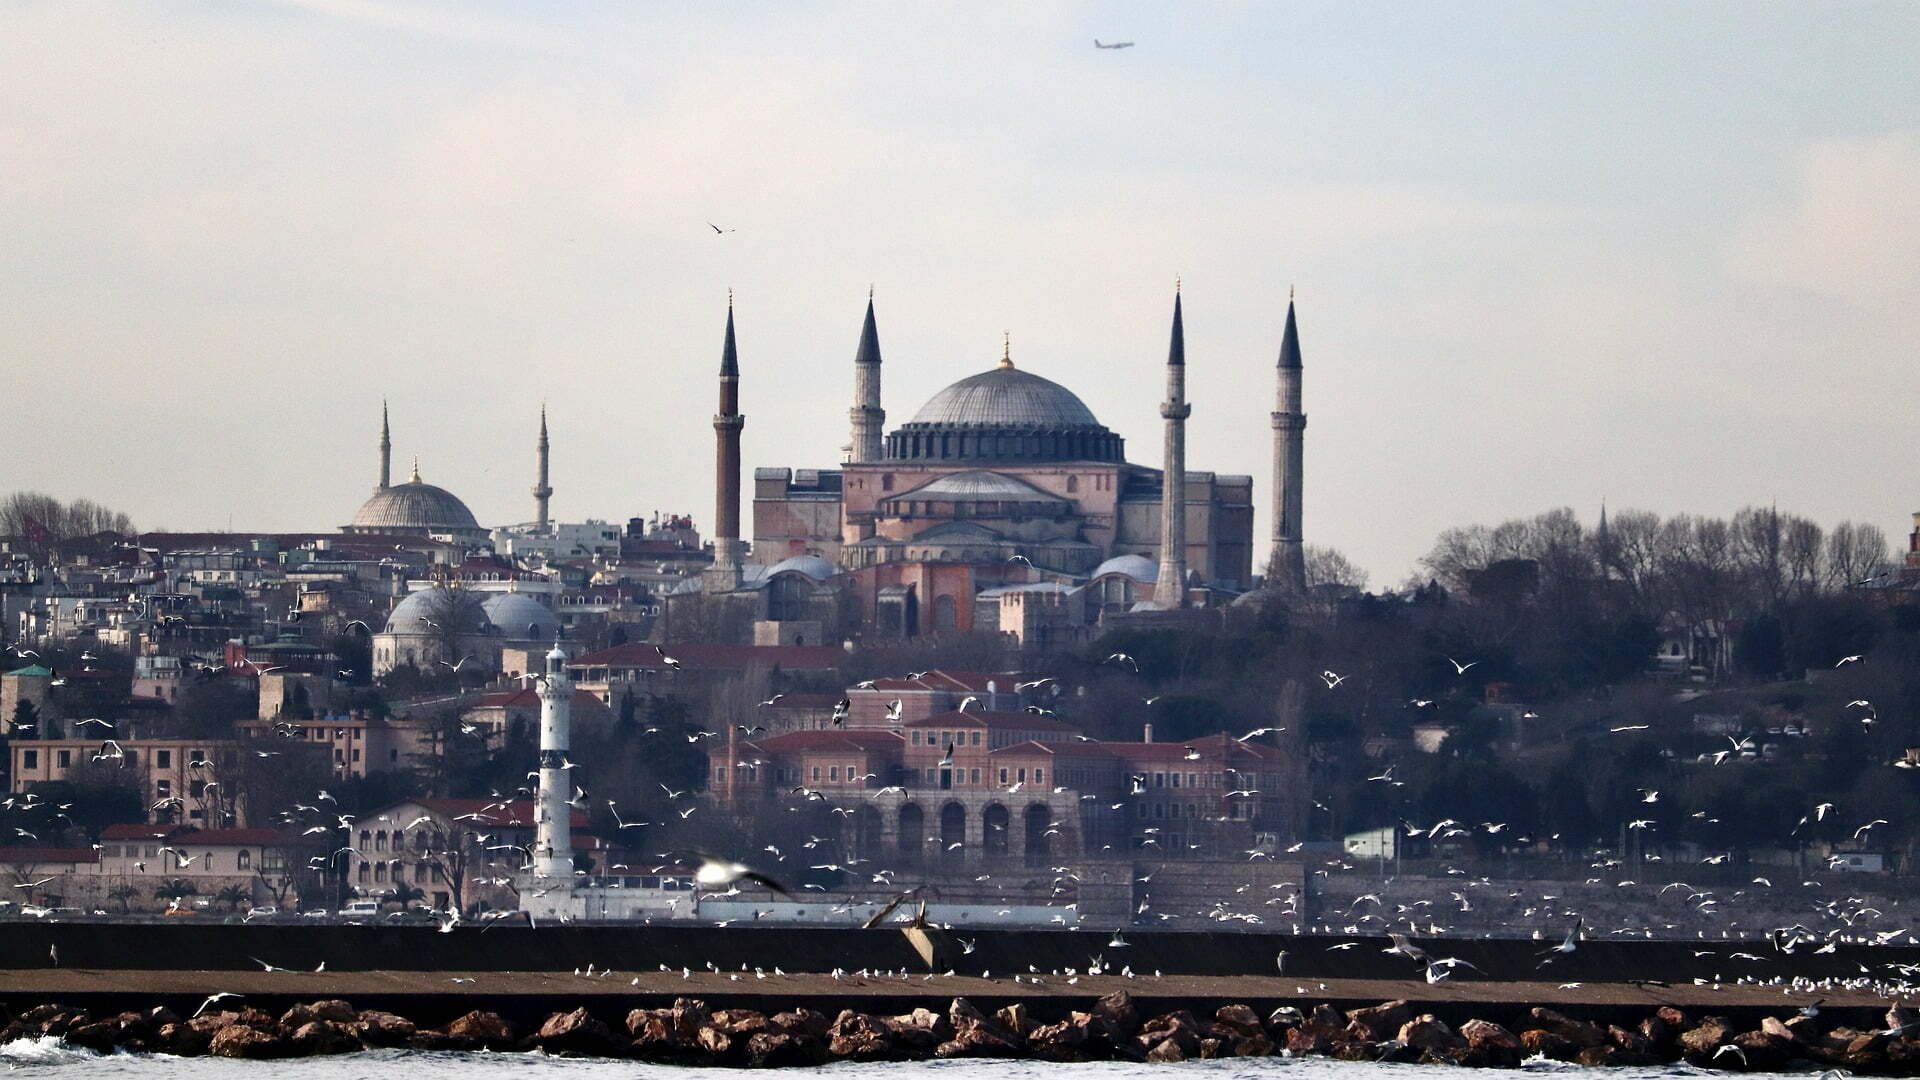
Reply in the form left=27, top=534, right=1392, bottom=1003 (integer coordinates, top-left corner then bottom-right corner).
left=7, top=989, right=1920, bottom=1072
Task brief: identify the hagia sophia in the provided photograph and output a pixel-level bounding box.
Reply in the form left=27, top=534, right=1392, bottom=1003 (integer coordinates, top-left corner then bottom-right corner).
left=347, top=287, right=1310, bottom=658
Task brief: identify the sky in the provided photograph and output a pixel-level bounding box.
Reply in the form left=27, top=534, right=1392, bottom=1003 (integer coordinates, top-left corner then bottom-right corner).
left=4, top=1, right=1918, bottom=585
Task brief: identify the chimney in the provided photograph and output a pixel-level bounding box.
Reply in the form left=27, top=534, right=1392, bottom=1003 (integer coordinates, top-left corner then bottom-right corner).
left=1143, top=722, right=1153, bottom=743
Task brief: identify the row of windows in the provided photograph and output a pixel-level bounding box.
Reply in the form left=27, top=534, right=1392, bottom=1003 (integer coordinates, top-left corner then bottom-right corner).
left=910, top=729, right=982, bottom=747
left=21, top=747, right=230, bottom=772
left=359, top=829, right=448, bottom=852
left=356, top=859, right=445, bottom=884
left=101, top=847, right=257, bottom=871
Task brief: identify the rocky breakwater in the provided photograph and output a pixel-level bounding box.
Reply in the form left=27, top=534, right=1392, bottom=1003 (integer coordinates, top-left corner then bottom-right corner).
left=7, top=992, right=1920, bottom=1071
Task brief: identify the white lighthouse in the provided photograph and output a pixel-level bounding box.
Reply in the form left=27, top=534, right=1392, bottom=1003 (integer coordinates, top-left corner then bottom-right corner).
left=532, top=641, right=574, bottom=883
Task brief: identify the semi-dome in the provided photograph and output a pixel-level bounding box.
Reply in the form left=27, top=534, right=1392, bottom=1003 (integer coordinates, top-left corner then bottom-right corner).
left=885, top=358, right=1123, bottom=464
left=346, top=461, right=481, bottom=537
left=766, top=554, right=836, bottom=581
left=1090, top=553, right=1158, bottom=584
left=481, top=593, right=561, bottom=640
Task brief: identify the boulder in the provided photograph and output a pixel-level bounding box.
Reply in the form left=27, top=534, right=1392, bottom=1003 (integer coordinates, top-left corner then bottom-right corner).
left=1527, top=1007, right=1606, bottom=1048
left=1638, top=1012, right=1676, bottom=1050
left=156, top=1021, right=212, bottom=1056
left=1212, top=1004, right=1264, bottom=1038
left=712, top=1009, right=772, bottom=1037
left=61, top=1020, right=123, bottom=1053
left=883, top=1010, right=951, bottom=1053
left=771, top=1009, right=830, bottom=1040
left=1760, top=1016, right=1800, bottom=1044
left=1136, top=1010, right=1202, bottom=1057
left=626, top=1012, right=678, bottom=1058
left=668, top=997, right=711, bottom=1042
left=1608, top=1024, right=1658, bottom=1062
left=935, top=1022, right=1024, bottom=1059
left=693, top=1025, right=734, bottom=1060
left=1197, top=1037, right=1227, bottom=1059
left=279, top=1000, right=357, bottom=1028
left=1679, top=1017, right=1737, bottom=1062
left=1090, top=990, right=1140, bottom=1041
left=1398, top=1016, right=1466, bottom=1054
left=996, top=1003, right=1034, bottom=1039
left=1519, top=1028, right=1578, bottom=1062
left=1347, top=1000, right=1413, bottom=1042
left=440, top=1010, right=517, bottom=1050
left=826, top=1011, right=895, bottom=1061
left=746, top=1030, right=818, bottom=1067
left=353, top=1010, right=416, bottom=1048
left=1144, top=1037, right=1187, bottom=1063
left=208, top=1024, right=290, bottom=1059
left=1030, top=1015, right=1095, bottom=1061
left=1461, top=1019, right=1524, bottom=1068
left=1731, top=1030, right=1795, bottom=1072
left=288, top=1020, right=362, bottom=1056
left=532, top=1007, right=625, bottom=1057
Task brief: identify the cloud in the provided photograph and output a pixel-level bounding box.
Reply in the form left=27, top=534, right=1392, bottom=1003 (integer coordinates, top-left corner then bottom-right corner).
left=1723, top=132, right=1920, bottom=298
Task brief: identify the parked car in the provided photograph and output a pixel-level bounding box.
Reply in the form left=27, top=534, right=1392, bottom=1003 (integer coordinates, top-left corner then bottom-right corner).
left=245, top=905, right=278, bottom=919
left=340, top=899, right=382, bottom=920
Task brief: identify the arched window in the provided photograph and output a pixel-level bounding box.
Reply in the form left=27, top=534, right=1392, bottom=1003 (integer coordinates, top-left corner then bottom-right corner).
left=933, top=595, right=957, bottom=631
left=374, top=862, right=387, bottom=882
left=1066, top=475, right=1079, bottom=493
left=237, top=849, right=251, bottom=869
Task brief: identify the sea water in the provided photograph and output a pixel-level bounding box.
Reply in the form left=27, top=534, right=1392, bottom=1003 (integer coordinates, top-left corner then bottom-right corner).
left=0, top=1042, right=1744, bottom=1078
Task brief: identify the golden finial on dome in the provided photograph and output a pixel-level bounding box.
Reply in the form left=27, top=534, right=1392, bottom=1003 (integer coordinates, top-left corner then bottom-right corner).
left=409, top=457, right=422, bottom=484
left=999, top=331, right=1012, bottom=369
left=1175, top=273, right=1182, bottom=294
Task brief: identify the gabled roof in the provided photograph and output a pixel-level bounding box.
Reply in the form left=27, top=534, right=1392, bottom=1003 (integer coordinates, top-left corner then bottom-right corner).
left=989, top=739, right=1117, bottom=759
left=907, top=710, right=1080, bottom=733
left=857, top=670, right=1020, bottom=694
left=0, top=847, right=97, bottom=864
left=888, top=470, right=1066, bottom=505
left=470, top=687, right=607, bottom=711
left=755, top=730, right=904, bottom=753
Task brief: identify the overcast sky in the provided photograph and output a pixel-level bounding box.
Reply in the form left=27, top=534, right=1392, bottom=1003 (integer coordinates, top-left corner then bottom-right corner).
left=5, top=1, right=1917, bottom=583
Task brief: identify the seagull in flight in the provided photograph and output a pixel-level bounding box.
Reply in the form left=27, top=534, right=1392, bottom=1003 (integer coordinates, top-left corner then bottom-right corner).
left=707, top=221, right=735, bottom=234
left=1447, top=657, right=1479, bottom=675
left=693, top=853, right=794, bottom=897
left=1093, top=39, right=1134, bottom=49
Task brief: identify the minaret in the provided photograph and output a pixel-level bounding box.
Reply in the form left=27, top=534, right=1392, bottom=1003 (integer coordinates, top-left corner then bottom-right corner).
left=847, top=290, right=885, bottom=463
left=1154, top=285, right=1190, bottom=609
left=532, top=641, right=575, bottom=881
left=1270, top=291, right=1307, bottom=591
left=378, top=401, right=392, bottom=490
left=707, top=295, right=746, bottom=593
left=532, top=405, right=553, bottom=532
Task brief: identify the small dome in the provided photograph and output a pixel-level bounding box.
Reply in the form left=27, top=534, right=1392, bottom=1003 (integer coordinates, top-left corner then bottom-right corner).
left=1091, top=553, right=1158, bottom=584
left=481, top=593, right=561, bottom=640
left=384, top=588, right=451, bottom=634
left=909, top=367, right=1102, bottom=428
left=351, top=478, right=479, bottom=533
left=766, top=554, right=836, bottom=581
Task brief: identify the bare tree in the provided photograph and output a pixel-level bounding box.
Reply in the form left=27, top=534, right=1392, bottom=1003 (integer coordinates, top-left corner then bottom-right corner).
left=1827, top=521, right=1894, bottom=589
left=1303, top=545, right=1369, bottom=591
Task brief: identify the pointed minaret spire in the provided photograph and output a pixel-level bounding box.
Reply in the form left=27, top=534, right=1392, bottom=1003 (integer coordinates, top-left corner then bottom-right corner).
left=1154, top=286, right=1191, bottom=609
left=532, top=403, right=553, bottom=532
left=708, top=294, right=746, bottom=593
left=1270, top=293, right=1307, bottom=591
left=848, top=290, right=885, bottom=463
left=409, top=456, right=422, bottom=485
left=378, top=400, right=392, bottom=489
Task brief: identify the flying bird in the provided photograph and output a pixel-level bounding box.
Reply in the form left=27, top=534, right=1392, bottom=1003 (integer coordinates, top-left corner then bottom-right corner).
left=1093, top=39, right=1134, bottom=49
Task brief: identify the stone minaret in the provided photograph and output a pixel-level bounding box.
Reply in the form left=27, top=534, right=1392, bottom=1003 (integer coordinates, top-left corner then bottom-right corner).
left=848, top=291, right=885, bottom=463
left=1270, top=293, right=1307, bottom=591
left=532, top=641, right=574, bottom=881
left=378, top=400, right=392, bottom=490
left=707, top=296, right=746, bottom=592
left=532, top=405, right=553, bottom=532
left=1154, top=288, right=1190, bottom=609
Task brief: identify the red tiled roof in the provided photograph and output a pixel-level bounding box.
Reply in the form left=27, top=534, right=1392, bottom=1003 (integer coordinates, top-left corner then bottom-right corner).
left=759, top=693, right=843, bottom=710
left=755, top=730, right=904, bottom=753
left=102, top=823, right=179, bottom=841
left=570, top=643, right=844, bottom=672
left=169, top=828, right=300, bottom=847
left=0, top=848, right=98, bottom=865
left=860, top=670, right=1022, bottom=693
left=906, top=710, right=1080, bottom=733
left=989, top=739, right=1117, bottom=758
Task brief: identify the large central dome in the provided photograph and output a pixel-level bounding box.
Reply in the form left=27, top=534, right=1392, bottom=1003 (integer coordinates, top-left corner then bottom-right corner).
left=886, top=359, right=1123, bottom=464
left=909, top=366, right=1103, bottom=428
left=345, top=462, right=483, bottom=538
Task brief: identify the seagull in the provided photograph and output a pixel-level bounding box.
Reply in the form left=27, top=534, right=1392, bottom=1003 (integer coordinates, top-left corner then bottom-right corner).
left=1093, top=39, right=1134, bottom=49
left=694, top=853, right=793, bottom=897
left=884, top=700, right=904, bottom=722
left=192, top=993, right=242, bottom=1018
left=1609, top=724, right=1649, bottom=732
left=1835, top=654, right=1863, bottom=666
left=1320, top=670, right=1347, bottom=689
left=1006, top=554, right=1032, bottom=566
left=1539, top=918, right=1582, bottom=964
left=1104, top=652, right=1138, bottom=671
left=707, top=221, right=735, bottom=234
left=1446, top=657, right=1479, bottom=675
left=439, top=655, right=474, bottom=672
